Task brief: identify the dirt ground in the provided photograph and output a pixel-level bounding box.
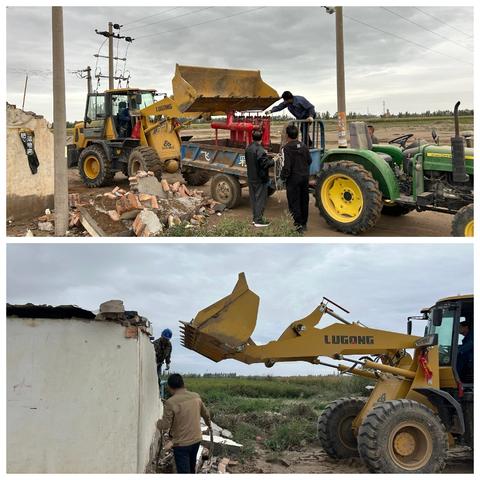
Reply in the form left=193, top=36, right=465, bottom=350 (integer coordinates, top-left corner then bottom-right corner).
left=6, top=168, right=452, bottom=237
left=229, top=445, right=473, bottom=474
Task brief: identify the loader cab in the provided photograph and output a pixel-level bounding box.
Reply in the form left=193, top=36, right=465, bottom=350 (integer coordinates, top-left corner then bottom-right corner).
left=426, top=295, right=473, bottom=385
left=106, top=88, right=156, bottom=139
left=83, top=88, right=156, bottom=140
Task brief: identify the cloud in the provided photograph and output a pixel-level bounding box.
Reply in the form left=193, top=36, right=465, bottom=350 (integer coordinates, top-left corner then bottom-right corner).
left=7, top=243, right=473, bottom=375
left=6, top=6, right=473, bottom=121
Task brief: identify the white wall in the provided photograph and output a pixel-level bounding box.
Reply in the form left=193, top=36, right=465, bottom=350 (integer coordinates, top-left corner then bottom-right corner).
left=7, top=316, right=163, bottom=473
left=6, top=105, right=54, bottom=219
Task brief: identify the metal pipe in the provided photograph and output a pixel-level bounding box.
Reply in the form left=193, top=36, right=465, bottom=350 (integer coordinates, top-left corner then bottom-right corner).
left=22, top=74, right=28, bottom=110
left=338, top=364, right=377, bottom=379
left=326, top=307, right=351, bottom=325
left=363, top=359, right=415, bottom=379
left=454, top=101, right=460, bottom=137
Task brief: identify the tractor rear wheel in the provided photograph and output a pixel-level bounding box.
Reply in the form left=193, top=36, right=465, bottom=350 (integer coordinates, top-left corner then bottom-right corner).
left=451, top=203, right=474, bottom=237
left=182, top=167, right=211, bottom=186
left=382, top=203, right=415, bottom=216
left=128, top=146, right=163, bottom=180
left=211, top=174, right=242, bottom=209
left=357, top=399, right=447, bottom=473
left=315, top=160, right=382, bottom=234
left=318, top=397, right=366, bottom=459
left=78, top=144, right=115, bottom=188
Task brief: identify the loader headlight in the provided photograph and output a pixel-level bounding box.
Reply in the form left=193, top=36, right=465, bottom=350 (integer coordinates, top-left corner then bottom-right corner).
left=414, top=334, right=438, bottom=348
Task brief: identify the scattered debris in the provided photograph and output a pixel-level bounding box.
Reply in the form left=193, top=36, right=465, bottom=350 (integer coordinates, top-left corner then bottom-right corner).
left=132, top=210, right=163, bottom=237
left=26, top=170, right=227, bottom=237
left=38, top=221, right=53, bottom=232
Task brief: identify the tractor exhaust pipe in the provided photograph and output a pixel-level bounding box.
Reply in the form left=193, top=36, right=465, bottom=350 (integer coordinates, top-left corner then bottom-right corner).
left=451, top=101, right=467, bottom=184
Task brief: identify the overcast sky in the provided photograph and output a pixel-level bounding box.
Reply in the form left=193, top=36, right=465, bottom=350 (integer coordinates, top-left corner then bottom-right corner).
left=7, top=243, right=473, bottom=376
left=6, top=6, right=474, bottom=121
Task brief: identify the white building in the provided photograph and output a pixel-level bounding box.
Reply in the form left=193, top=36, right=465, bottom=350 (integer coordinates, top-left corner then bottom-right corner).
left=7, top=301, right=163, bottom=473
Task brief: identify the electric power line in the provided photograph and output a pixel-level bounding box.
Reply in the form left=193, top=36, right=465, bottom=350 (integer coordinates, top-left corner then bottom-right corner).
left=135, top=6, right=266, bottom=40
left=343, top=13, right=473, bottom=67
left=381, top=7, right=473, bottom=52
left=125, top=6, right=213, bottom=32
left=414, top=7, right=473, bottom=39
left=122, top=6, right=181, bottom=28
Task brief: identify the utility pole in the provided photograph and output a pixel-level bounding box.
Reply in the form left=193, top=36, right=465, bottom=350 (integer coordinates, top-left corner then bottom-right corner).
left=51, top=7, right=69, bottom=236
left=95, top=24, right=133, bottom=89
left=335, top=7, right=347, bottom=147
left=86, top=66, right=92, bottom=93
left=108, top=22, right=114, bottom=89
left=22, top=74, right=28, bottom=110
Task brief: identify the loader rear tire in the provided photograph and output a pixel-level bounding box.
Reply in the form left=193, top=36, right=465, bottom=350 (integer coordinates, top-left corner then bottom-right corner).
left=78, top=144, right=115, bottom=188
left=211, top=174, right=242, bottom=209
left=357, top=399, right=447, bottom=473
left=182, top=167, right=211, bottom=186
left=128, top=146, right=163, bottom=180
left=451, top=203, right=473, bottom=237
left=315, top=160, right=382, bottom=235
left=317, top=397, right=366, bottom=459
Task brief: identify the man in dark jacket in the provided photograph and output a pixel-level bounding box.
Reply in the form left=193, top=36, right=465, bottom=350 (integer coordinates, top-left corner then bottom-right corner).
left=265, top=91, right=316, bottom=145
left=457, top=320, right=473, bottom=383
left=154, top=328, right=173, bottom=378
left=117, top=101, right=131, bottom=137
left=245, top=130, right=274, bottom=227
left=281, top=124, right=312, bottom=233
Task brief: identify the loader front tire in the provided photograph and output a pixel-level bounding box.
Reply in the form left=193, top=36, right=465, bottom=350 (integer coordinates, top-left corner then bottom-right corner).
left=78, top=144, right=115, bottom=188
left=318, top=397, right=366, bottom=459
left=182, top=167, right=211, bottom=186
left=128, top=146, right=163, bottom=180
left=357, top=399, right=447, bottom=473
left=315, top=160, right=382, bottom=235
left=451, top=203, right=474, bottom=237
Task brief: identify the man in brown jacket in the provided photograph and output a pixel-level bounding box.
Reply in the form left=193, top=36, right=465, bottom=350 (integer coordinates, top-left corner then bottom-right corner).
left=158, top=374, right=211, bottom=473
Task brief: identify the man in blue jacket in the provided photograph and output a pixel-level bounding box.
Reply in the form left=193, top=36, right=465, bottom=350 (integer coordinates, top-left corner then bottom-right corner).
left=265, top=91, right=316, bottom=145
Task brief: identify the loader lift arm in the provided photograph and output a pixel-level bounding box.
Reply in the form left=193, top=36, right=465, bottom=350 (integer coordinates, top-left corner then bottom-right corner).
left=181, top=273, right=420, bottom=372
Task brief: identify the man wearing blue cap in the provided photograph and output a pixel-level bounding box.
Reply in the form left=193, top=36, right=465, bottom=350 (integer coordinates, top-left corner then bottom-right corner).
left=154, top=329, right=173, bottom=379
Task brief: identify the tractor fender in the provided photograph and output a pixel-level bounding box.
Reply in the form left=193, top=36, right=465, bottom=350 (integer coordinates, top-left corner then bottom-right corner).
left=414, top=387, right=465, bottom=435
left=371, top=144, right=404, bottom=167
left=321, top=148, right=400, bottom=200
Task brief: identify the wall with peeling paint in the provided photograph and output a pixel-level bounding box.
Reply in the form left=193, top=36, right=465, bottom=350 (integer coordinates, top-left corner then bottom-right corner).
left=7, top=104, right=54, bottom=219
left=7, top=315, right=162, bottom=473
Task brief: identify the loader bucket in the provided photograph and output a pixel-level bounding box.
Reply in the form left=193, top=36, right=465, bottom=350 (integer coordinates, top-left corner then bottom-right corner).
left=172, top=64, right=279, bottom=114
left=180, top=272, right=259, bottom=362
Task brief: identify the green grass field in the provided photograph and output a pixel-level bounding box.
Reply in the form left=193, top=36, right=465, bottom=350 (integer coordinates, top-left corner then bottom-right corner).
left=182, top=375, right=372, bottom=460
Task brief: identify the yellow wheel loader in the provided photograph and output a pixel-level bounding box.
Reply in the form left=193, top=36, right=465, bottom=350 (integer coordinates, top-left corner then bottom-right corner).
left=67, top=65, right=279, bottom=188
left=67, top=88, right=188, bottom=187
left=181, top=273, right=473, bottom=473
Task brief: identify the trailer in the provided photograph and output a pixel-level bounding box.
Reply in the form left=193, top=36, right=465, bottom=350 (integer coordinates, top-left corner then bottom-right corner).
left=181, top=119, right=325, bottom=208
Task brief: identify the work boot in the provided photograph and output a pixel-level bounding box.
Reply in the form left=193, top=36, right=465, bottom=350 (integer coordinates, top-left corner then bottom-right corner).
left=254, top=218, right=270, bottom=227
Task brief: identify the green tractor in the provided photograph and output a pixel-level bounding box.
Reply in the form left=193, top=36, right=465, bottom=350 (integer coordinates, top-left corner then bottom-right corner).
left=315, top=102, right=474, bottom=236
